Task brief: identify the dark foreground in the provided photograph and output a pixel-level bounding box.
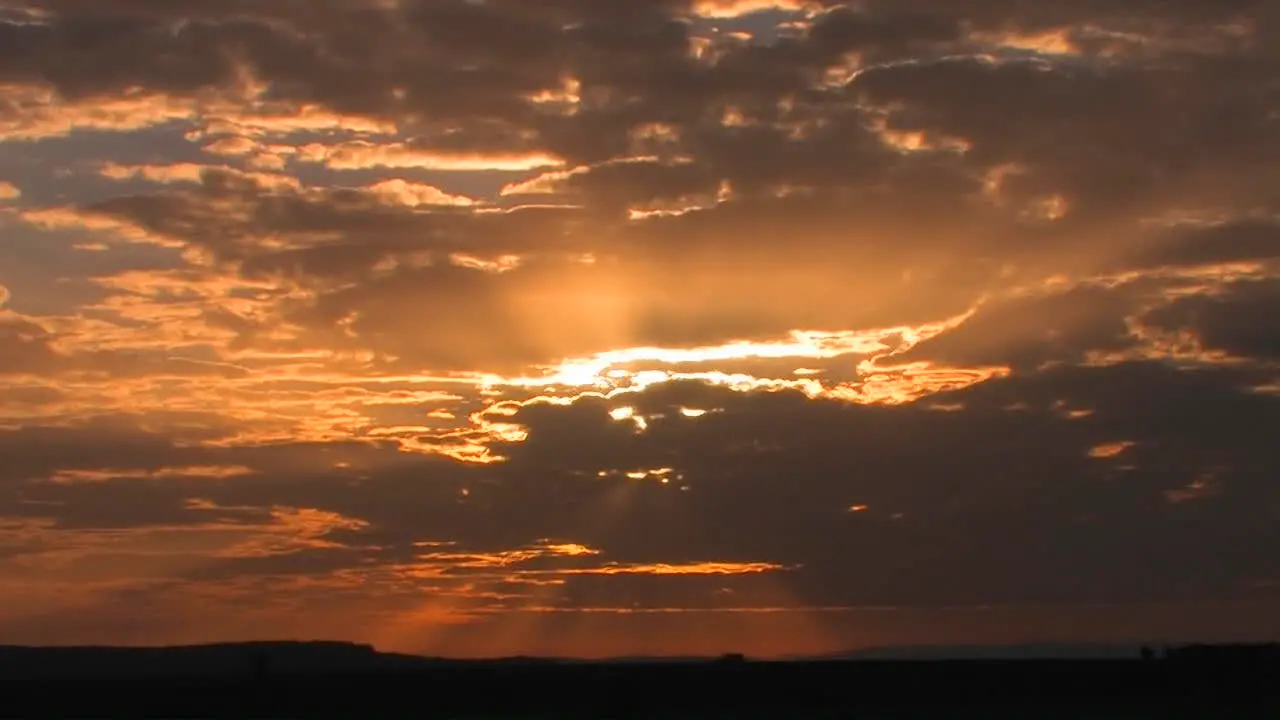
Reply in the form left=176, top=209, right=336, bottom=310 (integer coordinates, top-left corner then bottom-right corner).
left=2, top=644, right=1278, bottom=718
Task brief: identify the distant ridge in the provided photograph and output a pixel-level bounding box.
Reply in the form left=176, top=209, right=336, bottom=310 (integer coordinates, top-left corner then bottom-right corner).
left=0, top=641, right=414, bottom=680
left=0, top=641, right=605, bottom=681
left=4, top=640, right=1276, bottom=681
left=808, top=642, right=1149, bottom=661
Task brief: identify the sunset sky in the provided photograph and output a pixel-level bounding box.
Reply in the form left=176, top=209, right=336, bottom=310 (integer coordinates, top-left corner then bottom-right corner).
left=1, top=0, right=1278, bottom=658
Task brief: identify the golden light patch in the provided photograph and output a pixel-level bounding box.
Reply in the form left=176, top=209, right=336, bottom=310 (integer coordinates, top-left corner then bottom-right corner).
left=618, top=467, right=677, bottom=483
left=0, top=83, right=199, bottom=141
left=415, top=540, right=604, bottom=569
left=525, top=77, right=582, bottom=115
left=48, top=465, right=257, bottom=484
left=448, top=253, right=523, bottom=273
left=562, top=561, right=786, bottom=576
left=976, top=27, right=1080, bottom=55
left=499, top=166, right=589, bottom=195
left=875, top=124, right=972, bottom=155
left=99, top=162, right=205, bottom=184
left=364, top=309, right=1004, bottom=462
left=297, top=141, right=565, bottom=172
left=689, top=0, right=813, bottom=18
left=1089, top=441, right=1136, bottom=459
left=19, top=207, right=186, bottom=248
left=607, top=406, right=649, bottom=432
left=196, top=103, right=397, bottom=139
left=366, top=178, right=478, bottom=207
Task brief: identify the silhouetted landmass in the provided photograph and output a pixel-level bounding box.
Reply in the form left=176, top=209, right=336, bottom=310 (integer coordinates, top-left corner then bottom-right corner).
left=1166, top=642, right=1280, bottom=663
left=1, top=642, right=1277, bottom=718
left=808, top=642, right=1152, bottom=661
left=0, top=641, right=444, bottom=680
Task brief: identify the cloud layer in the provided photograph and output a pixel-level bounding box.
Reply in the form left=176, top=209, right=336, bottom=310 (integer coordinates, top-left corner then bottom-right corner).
left=0, top=0, right=1277, bottom=656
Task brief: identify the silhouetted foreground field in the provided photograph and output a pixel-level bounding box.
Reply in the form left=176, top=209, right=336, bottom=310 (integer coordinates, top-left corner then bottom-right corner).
left=2, top=643, right=1278, bottom=718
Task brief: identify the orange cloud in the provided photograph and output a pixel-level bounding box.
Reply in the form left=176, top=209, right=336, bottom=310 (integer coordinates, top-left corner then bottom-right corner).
left=1088, top=441, right=1136, bottom=459
left=366, top=178, right=478, bottom=207
left=689, top=0, right=815, bottom=18
left=499, top=166, right=590, bottom=195
left=297, top=141, right=566, bottom=172
left=196, top=105, right=397, bottom=139
left=554, top=561, right=787, bottom=576
left=19, top=207, right=185, bottom=248
left=99, top=162, right=206, bottom=184
left=98, top=162, right=303, bottom=191
left=0, top=84, right=200, bottom=141
left=47, top=465, right=257, bottom=484
left=974, top=27, right=1081, bottom=55
left=202, top=135, right=259, bottom=156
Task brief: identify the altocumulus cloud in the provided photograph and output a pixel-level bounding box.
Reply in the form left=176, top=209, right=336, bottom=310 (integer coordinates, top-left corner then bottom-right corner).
left=0, top=0, right=1277, bottom=657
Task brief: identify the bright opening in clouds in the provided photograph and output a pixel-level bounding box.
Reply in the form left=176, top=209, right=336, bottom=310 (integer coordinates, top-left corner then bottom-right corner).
left=0, top=0, right=1278, bottom=657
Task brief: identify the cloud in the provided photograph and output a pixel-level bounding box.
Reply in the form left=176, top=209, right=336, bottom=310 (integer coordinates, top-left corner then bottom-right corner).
left=2, top=363, right=1277, bottom=639
left=0, top=0, right=1278, bottom=655
left=1144, top=279, right=1280, bottom=361
left=689, top=0, right=816, bottom=18
left=364, top=178, right=479, bottom=207
left=0, top=82, right=202, bottom=140
left=295, top=142, right=567, bottom=172
left=0, top=181, right=20, bottom=200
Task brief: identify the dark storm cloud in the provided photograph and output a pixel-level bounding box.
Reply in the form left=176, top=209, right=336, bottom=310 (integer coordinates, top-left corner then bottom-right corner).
left=844, top=0, right=1278, bottom=64
left=0, top=419, right=244, bottom=493
left=1131, top=219, right=1280, bottom=273
left=4, top=361, right=1278, bottom=610
left=1144, top=279, right=1280, bottom=361
left=10, top=0, right=1273, bottom=246
left=853, top=57, right=1280, bottom=224
left=496, top=365, right=1280, bottom=608
left=894, top=283, right=1144, bottom=371
left=16, top=5, right=1267, bottom=260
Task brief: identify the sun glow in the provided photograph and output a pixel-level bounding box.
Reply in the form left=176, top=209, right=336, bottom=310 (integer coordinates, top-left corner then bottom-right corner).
left=476, top=308, right=989, bottom=397
left=395, top=308, right=1009, bottom=464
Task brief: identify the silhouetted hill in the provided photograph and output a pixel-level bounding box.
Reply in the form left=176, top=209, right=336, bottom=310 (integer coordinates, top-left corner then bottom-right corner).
left=2, top=642, right=1278, bottom=718
left=1166, top=642, right=1280, bottom=662
left=817, top=642, right=1148, bottom=661
left=0, top=641, right=419, bottom=680
left=0, top=641, right=1149, bottom=679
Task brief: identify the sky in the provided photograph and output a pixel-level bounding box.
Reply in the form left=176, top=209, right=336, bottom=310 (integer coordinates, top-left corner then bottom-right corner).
left=0, top=0, right=1278, bottom=658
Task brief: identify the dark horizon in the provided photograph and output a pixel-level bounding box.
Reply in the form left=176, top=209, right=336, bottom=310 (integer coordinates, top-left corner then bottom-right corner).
left=3, top=640, right=1278, bottom=718
left=2, top=637, right=1276, bottom=664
